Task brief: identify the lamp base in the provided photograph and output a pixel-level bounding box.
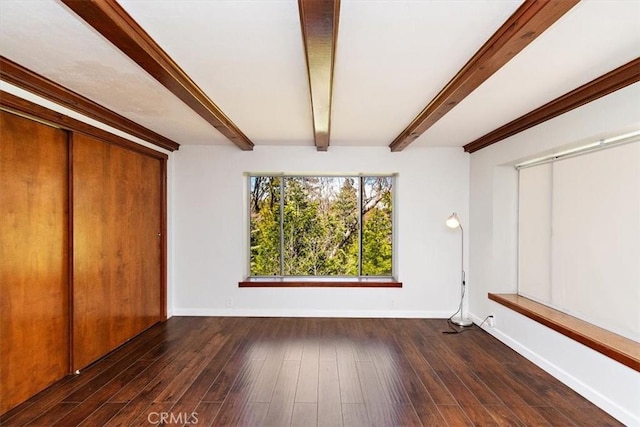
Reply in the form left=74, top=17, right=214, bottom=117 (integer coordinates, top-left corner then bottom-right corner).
left=451, top=317, right=473, bottom=327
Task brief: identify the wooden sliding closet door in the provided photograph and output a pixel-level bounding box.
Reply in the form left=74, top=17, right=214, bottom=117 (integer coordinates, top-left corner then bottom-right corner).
left=0, top=112, right=70, bottom=414
left=72, top=133, right=162, bottom=370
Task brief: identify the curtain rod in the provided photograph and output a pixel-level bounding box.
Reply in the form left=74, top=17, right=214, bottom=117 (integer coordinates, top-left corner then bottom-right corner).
left=515, top=130, right=640, bottom=170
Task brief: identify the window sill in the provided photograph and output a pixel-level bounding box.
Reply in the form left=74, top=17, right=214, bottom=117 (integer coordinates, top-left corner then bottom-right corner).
left=239, top=277, right=402, bottom=288
left=488, top=293, right=640, bottom=372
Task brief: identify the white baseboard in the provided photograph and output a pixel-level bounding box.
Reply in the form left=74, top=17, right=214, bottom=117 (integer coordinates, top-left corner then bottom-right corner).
left=468, top=312, right=639, bottom=427
left=171, top=308, right=452, bottom=319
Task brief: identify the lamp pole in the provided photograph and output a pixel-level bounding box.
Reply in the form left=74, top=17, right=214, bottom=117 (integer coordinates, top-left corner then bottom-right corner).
left=447, top=213, right=472, bottom=327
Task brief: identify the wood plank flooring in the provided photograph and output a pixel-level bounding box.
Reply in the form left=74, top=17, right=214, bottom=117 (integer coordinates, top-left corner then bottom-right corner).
left=1, top=317, right=622, bottom=426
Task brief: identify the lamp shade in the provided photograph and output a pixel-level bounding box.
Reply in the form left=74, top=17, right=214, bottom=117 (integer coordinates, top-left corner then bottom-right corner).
left=446, top=212, right=460, bottom=229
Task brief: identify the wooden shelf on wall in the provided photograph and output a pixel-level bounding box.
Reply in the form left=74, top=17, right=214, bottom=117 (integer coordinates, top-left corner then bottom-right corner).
left=239, top=278, right=402, bottom=288
left=489, top=293, right=640, bottom=372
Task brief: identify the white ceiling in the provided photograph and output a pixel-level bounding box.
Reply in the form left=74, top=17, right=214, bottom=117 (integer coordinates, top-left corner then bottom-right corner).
left=421, top=0, right=640, bottom=148
left=1, top=0, right=638, bottom=150
left=0, top=0, right=224, bottom=145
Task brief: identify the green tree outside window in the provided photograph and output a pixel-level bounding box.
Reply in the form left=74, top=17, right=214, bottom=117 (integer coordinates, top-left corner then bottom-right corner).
left=249, top=175, right=393, bottom=277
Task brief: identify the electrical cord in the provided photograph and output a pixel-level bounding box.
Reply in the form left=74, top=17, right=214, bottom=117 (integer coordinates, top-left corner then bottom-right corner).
left=476, top=315, right=491, bottom=328
left=442, top=278, right=494, bottom=334
left=440, top=267, right=495, bottom=334
left=443, top=280, right=469, bottom=334
left=443, top=319, right=472, bottom=334
left=442, top=314, right=493, bottom=334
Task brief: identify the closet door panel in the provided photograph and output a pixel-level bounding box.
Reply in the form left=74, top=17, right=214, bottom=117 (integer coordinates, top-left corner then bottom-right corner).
left=0, top=111, right=70, bottom=414
left=72, top=133, right=162, bottom=370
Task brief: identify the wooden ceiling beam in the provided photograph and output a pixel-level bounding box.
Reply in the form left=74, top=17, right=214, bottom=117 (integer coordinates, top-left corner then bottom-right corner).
left=61, top=0, right=254, bottom=151
left=389, top=0, right=580, bottom=152
left=0, top=56, right=179, bottom=152
left=464, top=58, right=640, bottom=153
left=299, top=0, right=340, bottom=151
left=0, top=90, right=167, bottom=160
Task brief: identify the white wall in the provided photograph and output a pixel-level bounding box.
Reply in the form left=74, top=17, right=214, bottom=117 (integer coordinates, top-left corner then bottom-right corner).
left=171, top=145, right=469, bottom=318
left=9, top=74, right=636, bottom=423
left=468, top=82, right=640, bottom=426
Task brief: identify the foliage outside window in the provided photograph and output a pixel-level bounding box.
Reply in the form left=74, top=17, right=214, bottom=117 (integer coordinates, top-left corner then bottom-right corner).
left=249, top=175, right=394, bottom=277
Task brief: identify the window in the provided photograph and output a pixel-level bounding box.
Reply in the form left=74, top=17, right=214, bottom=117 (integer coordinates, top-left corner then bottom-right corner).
left=249, top=174, right=394, bottom=277
left=517, top=141, right=640, bottom=342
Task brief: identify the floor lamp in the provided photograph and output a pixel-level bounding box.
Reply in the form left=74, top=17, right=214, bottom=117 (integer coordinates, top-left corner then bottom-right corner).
left=446, top=212, right=472, bottom=327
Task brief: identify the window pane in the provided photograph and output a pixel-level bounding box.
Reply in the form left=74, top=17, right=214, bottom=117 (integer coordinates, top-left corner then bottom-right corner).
left=250, top=174, right=394, bottom=278
left=283, top=177, right=359, bottom=275
left=361, top=177, right=393, bottom=276
left=249, top=176, right=281, bottom=276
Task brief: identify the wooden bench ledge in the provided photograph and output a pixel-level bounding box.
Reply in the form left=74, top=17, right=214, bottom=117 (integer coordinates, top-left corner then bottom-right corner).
left=239, top=278, right=402, bottom=288
left=489, top=293, right=639, bottom=372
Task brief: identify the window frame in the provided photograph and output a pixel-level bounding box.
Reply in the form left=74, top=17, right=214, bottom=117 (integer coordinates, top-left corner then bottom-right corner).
left=246, top=172, right=397, bottom=280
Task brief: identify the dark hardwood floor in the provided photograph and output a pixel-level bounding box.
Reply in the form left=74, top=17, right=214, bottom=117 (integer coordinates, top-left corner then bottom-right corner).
left=1, top=317, right=621, bottom=426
